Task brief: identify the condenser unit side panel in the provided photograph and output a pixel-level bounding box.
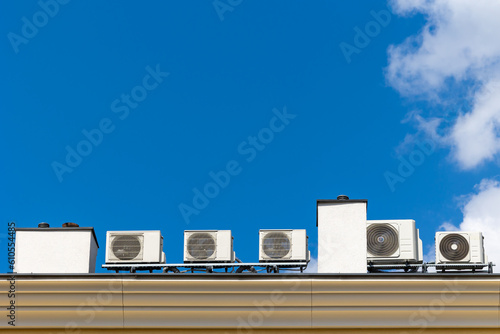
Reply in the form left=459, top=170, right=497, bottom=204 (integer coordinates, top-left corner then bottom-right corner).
left=398, top=220, right=418, bottom=260
left=216, top=230, right=232, bottom=261
left=291, top=229, right=307, bottom=261
left=469, top=232, right=485, bottom=263
left=143, top=231, right=162, bottom=262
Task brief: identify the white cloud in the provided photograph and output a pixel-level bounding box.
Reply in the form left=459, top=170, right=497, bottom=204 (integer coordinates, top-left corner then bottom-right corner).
left=396, top=110, right=443, bottom=153
left=387, top=0, right=500, bottom=169
left=438, top=222, right=459, bottom=232
left=441, top=178, right=500, bottom=272
left=450, top=81, right=500, bottom=168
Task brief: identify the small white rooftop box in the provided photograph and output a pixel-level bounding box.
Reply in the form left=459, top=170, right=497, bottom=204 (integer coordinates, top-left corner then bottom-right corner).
left=14, top=223, right=99, bottom=274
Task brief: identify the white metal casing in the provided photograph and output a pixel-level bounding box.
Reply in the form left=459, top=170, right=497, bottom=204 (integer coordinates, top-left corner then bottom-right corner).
left=105, top=230, right=165, bottom=264
left=367, top=220, right=423, bottom=264
left=435, top=231, right=485, bottom=264
left=259, top=229, right=309, bottom=262
left=184, top=230, right=234, bottom=262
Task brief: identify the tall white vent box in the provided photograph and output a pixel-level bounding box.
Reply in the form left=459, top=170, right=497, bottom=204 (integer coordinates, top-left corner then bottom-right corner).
left=317, top=196, right=368, bottom=273
left=14, top=226, right=99, bottom=273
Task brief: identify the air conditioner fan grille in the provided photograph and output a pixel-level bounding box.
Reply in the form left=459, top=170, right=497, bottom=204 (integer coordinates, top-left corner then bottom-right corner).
left=111, top=235, right=142, bottom=260
left=187, top=233, right=216, bottom=260
left=440, top=234, right=469, bottom=261
left=262, top=232, right=291, bottom=259
left=367, top=224, right=399, bottom=257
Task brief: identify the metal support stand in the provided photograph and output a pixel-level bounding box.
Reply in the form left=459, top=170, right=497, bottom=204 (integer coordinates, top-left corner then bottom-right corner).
left=103, top=261, right=309, bottom=274
left=431, top=262, right=494, bottom=273
left=367, top=262, right=424, bottom=273
left=104, top=261, right=493, bottom=275
left=367, top=262, right=495, bottom=274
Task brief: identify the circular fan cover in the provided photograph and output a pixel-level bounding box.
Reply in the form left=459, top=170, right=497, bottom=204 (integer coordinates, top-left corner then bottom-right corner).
left=187, top=233, right=216, bottom=260
left=367, top=224, right=399, bottom=257
left=262, top=232, right=291, bottom=259
left=112, top=235, right=141, bottom=260
left=440, top=234, right=469, bottom=261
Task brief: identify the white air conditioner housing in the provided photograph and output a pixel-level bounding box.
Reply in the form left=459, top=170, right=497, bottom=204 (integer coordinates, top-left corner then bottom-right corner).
left=184, top=230, right=234, bottom=263
left=105, top=230, right=165, bottom=264
left=259, top=229, right=309, bottom=262
left=436, top=231, right=485, bottom=264
left=366, top=220, right=423, bottom=264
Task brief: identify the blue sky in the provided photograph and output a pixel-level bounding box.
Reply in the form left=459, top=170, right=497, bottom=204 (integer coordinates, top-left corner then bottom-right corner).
left=2, top=0, right=500, bottom=273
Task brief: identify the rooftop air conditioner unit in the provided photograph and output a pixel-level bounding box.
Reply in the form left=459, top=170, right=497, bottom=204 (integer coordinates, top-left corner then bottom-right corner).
left=184, top=230, right=234, bottom=263
left=366, top=220, right=423, bottom=264
left=259, top=229, right=310, bottom=262
left=435, top=231, right=485, bottom=264
left=105, top=230, right=165, bottom=264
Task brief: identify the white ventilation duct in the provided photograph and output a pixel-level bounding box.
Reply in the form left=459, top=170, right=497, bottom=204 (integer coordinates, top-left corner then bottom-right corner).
left=317, top=196, right=367, bottom=273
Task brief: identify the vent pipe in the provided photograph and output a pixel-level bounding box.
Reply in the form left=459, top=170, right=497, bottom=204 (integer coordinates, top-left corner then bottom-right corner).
left=62, top=222, right=79, bottom=227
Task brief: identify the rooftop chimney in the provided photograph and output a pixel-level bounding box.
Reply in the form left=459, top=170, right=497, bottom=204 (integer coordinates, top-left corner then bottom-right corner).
left=317, top=195, right=367, bottom=273
left=15, top=224, right=99, bottom=273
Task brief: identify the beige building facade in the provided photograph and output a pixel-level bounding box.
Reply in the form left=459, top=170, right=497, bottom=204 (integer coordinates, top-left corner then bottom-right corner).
left=2, top=273, right=500, bottom=333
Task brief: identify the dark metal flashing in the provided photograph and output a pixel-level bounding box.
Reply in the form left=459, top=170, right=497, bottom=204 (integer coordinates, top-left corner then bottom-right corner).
left=316, top=199, right=368, bottom=226
left=15, top=227, right=99, bottom=248
left=317, top=199, right=368, bottom=204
